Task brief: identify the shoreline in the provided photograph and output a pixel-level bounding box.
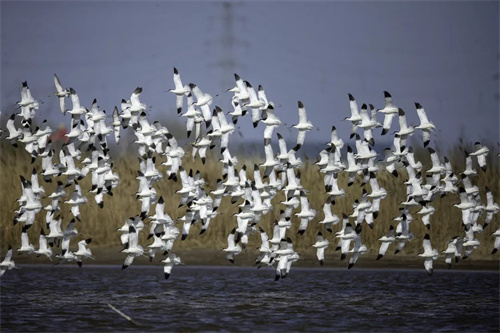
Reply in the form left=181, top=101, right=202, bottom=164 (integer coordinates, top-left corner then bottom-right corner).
left=12, top=248, right=500, bottom=271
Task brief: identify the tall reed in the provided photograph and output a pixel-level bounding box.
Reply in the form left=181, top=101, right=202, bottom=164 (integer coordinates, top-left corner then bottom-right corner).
left=1, top=140, right=498, bottom=260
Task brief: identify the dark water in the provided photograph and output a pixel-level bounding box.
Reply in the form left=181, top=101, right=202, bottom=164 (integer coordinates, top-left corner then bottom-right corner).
left=1, top=265, right=499, bottom=332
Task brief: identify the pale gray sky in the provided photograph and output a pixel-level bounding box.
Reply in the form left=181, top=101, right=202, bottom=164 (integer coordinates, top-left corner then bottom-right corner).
left=1, top=1, right=498, bottom=152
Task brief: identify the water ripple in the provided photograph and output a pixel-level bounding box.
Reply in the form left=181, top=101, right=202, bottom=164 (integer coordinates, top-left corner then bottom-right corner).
left=1, top=266, right=498, bottom=332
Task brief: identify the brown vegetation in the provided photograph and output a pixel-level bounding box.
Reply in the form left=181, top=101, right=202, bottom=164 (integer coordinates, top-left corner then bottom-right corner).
left=1, top=140, right=498, bottom=263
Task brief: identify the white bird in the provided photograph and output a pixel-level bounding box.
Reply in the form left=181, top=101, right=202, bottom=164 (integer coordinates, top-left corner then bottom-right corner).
left=381, top=148, right=399, bottom=177
left=18, top=177, right=42, bottom=227
left=391, top=133, right=408, bottom=159
left=121, top=225, right=144, bottom=270
left=344, top=145, right=362, bottom=186
left=261, top=105, right=281, bottom=145
left=189, top=83, right=213, bottom=126
left=149, top=196, right=174, bottom=225
left=119, top=98, right=132, bottom=129
left=462, top=151, right=477, bottom=177
left=65, top=118, right=84, bottom=139
left=5, top=114, right=23, bottom=143
left=117, top=216, right=143, bottom=249
left=426, top=147, right=445, bottom=175
left=30, top=167, right=45, bottom=197
left=136, top=111, right=156, bottom=136
left=404, top=146, right=422, bottom=173
left=46, top=215, right=64, bottom=247
left=336, top=222, right=357, bottom=261
left=414, top=102, right=435, bottom=147
left=213, top=106, right=235, bottom=154
left=367, top=172, right=387, bottom=202
left=127, top=87, right=147, bottom=115
left=275, top=132, right=289, bottom=165
left=462, top=227, right=480, bottom=259
left=222, top=228, right=242, bottom=263
left=192, top=133, right=213, bottom=165
left=257, top=85, right=271, bottom=109
left=484, top=186, right=499, bottom=228
left=312, top=232, right=329, bottom=266
left=34, top=229, right=53, bottom=260
left=293, top=101, right=314, bottom=150
left=260, top=141, right=280, bottom=178
left=395, top=108, right=414, bottom=137
left=229, top=73, right=250, bottom=101
left=64, top=181, right=87, bottom=221
left=394, top=214, right=414, bottom=254
left=161, top=253, right=182, bottom=279
left=491, top=227, right=500, bottom=254
left=287, top=148, right=302, bottom=168
left=274, top=237, right=297, bottom=280
left=146, top=230, right=166, bottom=260
left=108, top=106, right=121, bottom=144
left=469, top=141, right=489, bottom=172
left=228, top=97, right=246, bottom=125
left=318, top=197, right=340, bottom=233
left=55, top=247, right=78, bottom=265
left=418, top=233, right=438, bottom=275
left=441, top=236, right=461, bottom=269
left=17, top=226, right=35, bottom=254
left=0, top=246, right=16, bottom=277
left=453, top=187, right=476, bottom=229
left=17, top=81, right=39, bottom=111
left=244, top=81, right=266, bottom=127
left=62, top=219, right=79, bottom=249
left=377, top=91, right=399, bottom=136
left=53, top=74, right=70, bottom=114
left=322, top=150, right=346, bottom=194
left=315, top=149, right=330, bottom=170
left=67, top=88, right=86, bottom=115
left=417, top=201, right=435, bottom=231
left=295, top=190, right=316, bottom=235
left=34, top=121, right=52, bottom=153
left=348, top=225, right=367, bottom=269
left=255, top=227, right=274, bottom=266
left=180, top=93, right=201, bottom=139
left=344, top=93, right=362, bottom=137
left=357, top=103, right=377, bottom=146
left=168, top=67, right=190, bottom=114
left=74, top=238, right=95, bottom=267
left=377, top=225, right=395, bottom=260
left=460, top=174, right=479, bottom=197
left=327, top=125, right=344, bottom=150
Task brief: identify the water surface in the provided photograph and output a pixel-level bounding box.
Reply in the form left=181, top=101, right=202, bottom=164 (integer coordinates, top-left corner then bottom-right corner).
left=1, top=265, right=498, bottom=332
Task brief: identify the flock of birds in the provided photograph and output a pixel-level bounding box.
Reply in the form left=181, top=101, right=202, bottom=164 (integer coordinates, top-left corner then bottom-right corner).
left=0, top=69, right=499, bottom=281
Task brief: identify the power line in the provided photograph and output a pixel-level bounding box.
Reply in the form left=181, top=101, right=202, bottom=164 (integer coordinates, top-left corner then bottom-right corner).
left=207, top=1, right=249, bottom=92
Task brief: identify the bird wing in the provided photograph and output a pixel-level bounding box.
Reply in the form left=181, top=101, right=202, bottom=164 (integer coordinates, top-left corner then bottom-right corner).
left=54, top=74, right=65, bottom=93
left=316, top=247, right=325, bottom=262
left=423, top=258, right=433, bottom=274
left=123, top=254, right=135, bottom=268
left=128, top=226, right=139, bottom=249
left=3, top=248, right=13, bottom=263
left=70, top=88, right=81, bottom=110
left=130, top=87, right=143, bottom=107
left=349, top=95, right=360, bottom=117
left=422, top=234, right=432, bottom=253
left=297, top=101, right=308, bottom=124
left=296, top=130, right=306, bottom=147
left=378, top=242, right=390, bottom=256
left=173, top=69, right=183, bottom=90
left=416, top=104, right=430, bottom=124
left=382, top=114, right=395, bottom=133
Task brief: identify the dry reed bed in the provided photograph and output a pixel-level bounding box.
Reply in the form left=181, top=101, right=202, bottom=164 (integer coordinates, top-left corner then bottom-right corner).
left=1, top=141, right=498, bottom=261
